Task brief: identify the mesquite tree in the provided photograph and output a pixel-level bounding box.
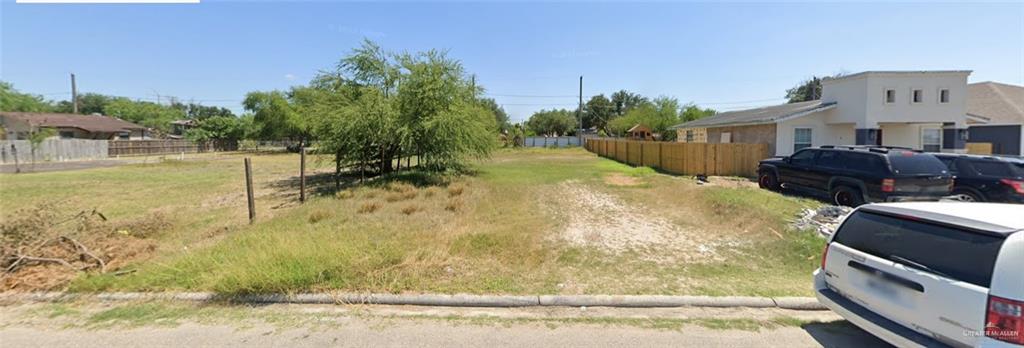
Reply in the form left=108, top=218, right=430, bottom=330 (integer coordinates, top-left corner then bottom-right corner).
left=309, top=40, right=496, bottom=178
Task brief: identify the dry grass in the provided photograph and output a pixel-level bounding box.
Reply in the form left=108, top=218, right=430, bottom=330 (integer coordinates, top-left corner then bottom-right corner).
left=334, top=190, right=355, bottom=200
left=401, top=205, right=423, bottom=215
left=307, top=210, right=332, bottom=224
left=447, top=185, right=465, bottom=197
left=423, top=187, right=438, bottom=198
left=444, top=199, right=463, bottom=212
left=357, top=202, right=382, bottom=214
left=60, top=148, right=822, bottom=297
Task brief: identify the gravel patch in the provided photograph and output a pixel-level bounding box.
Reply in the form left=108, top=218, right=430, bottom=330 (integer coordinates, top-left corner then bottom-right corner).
left=548, top=181, right=737, bottom=262
left=791, top=205, right=853, bottom=237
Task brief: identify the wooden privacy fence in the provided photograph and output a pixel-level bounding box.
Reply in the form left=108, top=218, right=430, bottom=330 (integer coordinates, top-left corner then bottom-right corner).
left=585, top=138, right=770, bottom=177
left=109, top=140, right=237, bottom=156
left=966, top=142, right=993, bottom=155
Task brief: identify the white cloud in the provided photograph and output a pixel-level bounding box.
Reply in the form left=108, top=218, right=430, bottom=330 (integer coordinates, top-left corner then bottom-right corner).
left=284, top=74, right=296, bottom=81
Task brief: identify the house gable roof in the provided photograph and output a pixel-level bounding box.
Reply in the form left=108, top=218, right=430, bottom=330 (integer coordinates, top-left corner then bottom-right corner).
left=0, top=112, right=146, bottom=133
left=671, top=100, right=836, bottom=129
left=627, top=124, right=651, bottom=133
left=967, top=82, right=1024, bottom=124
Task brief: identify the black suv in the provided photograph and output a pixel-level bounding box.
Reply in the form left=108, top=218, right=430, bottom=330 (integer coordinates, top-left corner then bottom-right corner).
left=757, top=146, right=953, bottom=206
left=933, top=154, right=1024, bottom=203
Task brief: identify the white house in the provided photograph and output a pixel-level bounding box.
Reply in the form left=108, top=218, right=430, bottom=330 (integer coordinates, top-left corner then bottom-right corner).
left=673, top=71, right=972, bottom=156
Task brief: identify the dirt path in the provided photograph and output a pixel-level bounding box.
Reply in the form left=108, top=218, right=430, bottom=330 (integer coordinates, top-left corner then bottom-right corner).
left=550, top=181, right=739, bottom=263
left=0, top=302, right=890, bottom=348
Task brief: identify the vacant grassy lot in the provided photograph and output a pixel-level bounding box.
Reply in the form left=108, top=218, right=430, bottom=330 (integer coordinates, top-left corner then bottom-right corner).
left=1, top=148, right=823, bottom=296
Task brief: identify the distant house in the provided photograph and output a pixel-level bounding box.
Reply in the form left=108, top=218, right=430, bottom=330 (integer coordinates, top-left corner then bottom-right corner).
left=966, top=82, right=1023, bottom=155
left=0, top=112, right=149, bottom=140
left=627, top=124, right=654, bottom=140
left=169, top=119, right=197, bottom=139
left=672, top=71, right=973, bottom=156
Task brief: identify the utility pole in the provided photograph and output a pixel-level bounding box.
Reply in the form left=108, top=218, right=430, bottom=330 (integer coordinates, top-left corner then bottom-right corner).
left=578, top=75, right=584, bottom=146
left=70, top=73, right=78, bottom=114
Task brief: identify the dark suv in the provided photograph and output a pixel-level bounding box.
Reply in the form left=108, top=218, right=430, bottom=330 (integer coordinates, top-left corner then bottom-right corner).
left=757, top=146, right=953, bottom=206
left=933, top=154, right=1024, bottom=203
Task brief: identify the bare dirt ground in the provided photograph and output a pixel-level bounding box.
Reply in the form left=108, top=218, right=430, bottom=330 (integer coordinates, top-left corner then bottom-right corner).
left=0, top=302, right=890, bottom=348
left=549, top=180, right=741, bottom=263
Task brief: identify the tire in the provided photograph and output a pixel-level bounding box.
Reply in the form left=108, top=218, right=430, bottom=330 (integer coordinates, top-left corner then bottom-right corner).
left=758, top=171, right=780, bottom=191
left=831, top=185, right=865, bottom=207
left=951, top=189, right=984, bottom=202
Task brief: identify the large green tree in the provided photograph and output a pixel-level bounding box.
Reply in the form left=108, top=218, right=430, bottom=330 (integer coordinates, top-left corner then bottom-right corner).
left=0, top=82, right=53, bottom=112
left=785, top=73, right=846, bottom=103
left=103, top=99, right=184, bottom=132
left=607, top=96, right=682, bottom=140
left=54, top=93, right=117, bottom=115
left=583, top=94, right=614, bottom=132
left=611, top=90, right=649, bottom=116
left=680, top=103, right=716, bottom=122
left=526, top=109, right=576, bottom=136
left=308, top=39, right=495, bottom=175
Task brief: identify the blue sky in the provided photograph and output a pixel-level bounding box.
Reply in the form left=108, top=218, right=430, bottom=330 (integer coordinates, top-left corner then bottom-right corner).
left=2, top=1, right=1022, bottom=122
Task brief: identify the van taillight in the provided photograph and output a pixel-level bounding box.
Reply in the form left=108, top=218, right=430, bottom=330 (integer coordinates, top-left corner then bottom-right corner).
left=1000, top=179, right=1024, bottom=195
left=986, top=295, right=1024, bottom=345
left=882, top=179, right=895, bottom=192
left=820, top=243, right=830, bottom=270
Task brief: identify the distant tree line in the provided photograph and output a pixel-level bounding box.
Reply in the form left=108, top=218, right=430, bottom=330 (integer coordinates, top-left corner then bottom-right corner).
left=523, top=90, right=716, bottom=141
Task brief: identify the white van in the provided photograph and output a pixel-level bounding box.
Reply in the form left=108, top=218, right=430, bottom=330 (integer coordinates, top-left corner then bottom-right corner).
left=814, top=202, right=1023, bottom=347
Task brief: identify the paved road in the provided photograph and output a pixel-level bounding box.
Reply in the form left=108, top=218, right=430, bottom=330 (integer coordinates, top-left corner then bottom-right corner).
left=0, top=303, right=891, bottom=348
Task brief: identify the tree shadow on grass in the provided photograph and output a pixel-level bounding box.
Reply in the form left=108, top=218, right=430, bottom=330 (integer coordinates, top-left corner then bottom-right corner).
left=802, top=320, right=894, bottom=348
left=267, top=167, right=478, bottom=200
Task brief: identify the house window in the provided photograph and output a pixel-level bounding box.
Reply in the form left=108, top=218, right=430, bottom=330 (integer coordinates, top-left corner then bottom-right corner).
left=939, top=89, right=950, bottom=103
left=922, top=128, right=941, bottom=152
left=685, top=130, right=694, bottom=142
left=59, top=131, right=74, bottom=139
left=720, top=132, right=732, bottom=143
left=885, top=89, right=896, bottom=104
left=794, top=128, right=813, bottom=152
left=912, top=89, right=923, bottom=103
left=118, top=132, right=130, bottom=140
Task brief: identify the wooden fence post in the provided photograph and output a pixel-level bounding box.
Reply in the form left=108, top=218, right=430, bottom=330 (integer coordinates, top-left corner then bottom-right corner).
left=244, top=157, right=255, bottom=224
left=299, top=147, right=306, bottom=203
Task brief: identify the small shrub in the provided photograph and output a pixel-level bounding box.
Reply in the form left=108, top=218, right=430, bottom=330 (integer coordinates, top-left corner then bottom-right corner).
left=308, top=210, right=332, bottom=224
left=423, top=187, right=439, bottom=198
left=335, top=190, right=355, bottom=199
left=358, top=202, right=382, bottom=214
left=386, top=182, right=416, bottom=193
left=445, top=199, right=463, bottom=212
left=401, top=205, right=423, bottom=215
left=447, top=185, right=465, bottom=197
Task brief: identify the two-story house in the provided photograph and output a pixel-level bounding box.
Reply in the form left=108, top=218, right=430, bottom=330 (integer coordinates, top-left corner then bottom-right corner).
left=672, top=70, right=972, bottom=156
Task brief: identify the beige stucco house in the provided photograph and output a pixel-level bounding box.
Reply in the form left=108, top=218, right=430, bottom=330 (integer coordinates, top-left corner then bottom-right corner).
left=672, top=71, right=972, bottom=156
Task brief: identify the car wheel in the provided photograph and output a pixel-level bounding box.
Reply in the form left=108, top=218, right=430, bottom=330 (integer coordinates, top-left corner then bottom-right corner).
left=951, top=189, right=984, bottom=202
left=758, top=171, right=780, bottom=191
left=831, top=185, right=865, bottom=207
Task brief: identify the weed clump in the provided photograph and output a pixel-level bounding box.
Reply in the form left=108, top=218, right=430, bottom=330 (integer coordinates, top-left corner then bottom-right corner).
left=308, top=210, right=332, bottom=224
left=445, top=199, right=463, bottom=212
left=358, top=202, right=382, bottom=214
left=335, top=190, right=355, bottom=199
left=401, top=205, right=423, bottom=215
left=447, top=185, right=465, bottom=197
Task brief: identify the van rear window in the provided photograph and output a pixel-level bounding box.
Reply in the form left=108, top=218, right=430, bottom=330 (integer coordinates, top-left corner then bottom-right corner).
left=832, top=211, right=1005, bottom=288
left=887, top=152, right=948, bottom=175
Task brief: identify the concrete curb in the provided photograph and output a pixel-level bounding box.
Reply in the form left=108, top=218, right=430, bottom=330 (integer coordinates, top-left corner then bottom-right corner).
left=0, top=292, right=827, bottom=310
